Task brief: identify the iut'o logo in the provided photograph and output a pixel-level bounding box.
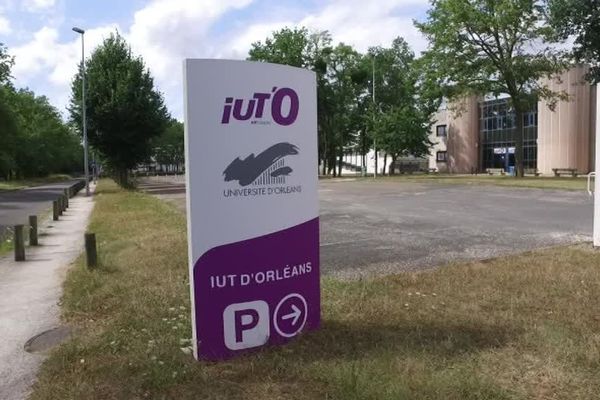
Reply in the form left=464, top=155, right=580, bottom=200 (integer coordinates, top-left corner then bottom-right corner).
left=221, top=87, right=299, bottom=126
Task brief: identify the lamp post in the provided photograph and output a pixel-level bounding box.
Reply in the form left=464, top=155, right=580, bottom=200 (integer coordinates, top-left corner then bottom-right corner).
left=72, top=26, right=90, bottom=196
left=372, top=55, right=377, bottom=179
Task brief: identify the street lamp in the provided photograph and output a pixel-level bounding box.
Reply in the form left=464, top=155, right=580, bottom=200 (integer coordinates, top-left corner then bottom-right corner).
left=72, top=26, right=90, bottom=196
left=372, top=55, right=377, bottom=179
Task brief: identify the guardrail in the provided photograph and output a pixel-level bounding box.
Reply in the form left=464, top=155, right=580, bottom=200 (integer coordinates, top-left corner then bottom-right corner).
left=587, top=172, right=595, bottom=196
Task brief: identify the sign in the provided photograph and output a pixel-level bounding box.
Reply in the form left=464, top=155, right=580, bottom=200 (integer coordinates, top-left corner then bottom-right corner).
left=493, top=147, right=515, bottom=155
left=183, top=59, right=320, bottom=360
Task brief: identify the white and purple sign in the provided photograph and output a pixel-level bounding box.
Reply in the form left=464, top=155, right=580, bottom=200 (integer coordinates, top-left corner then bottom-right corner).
left=183, top=59, right=320, bottom=360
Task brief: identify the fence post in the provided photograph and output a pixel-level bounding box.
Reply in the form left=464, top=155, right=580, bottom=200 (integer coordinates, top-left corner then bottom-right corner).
left=85, top=233, right=97, bottom=269
left=14, top=225, right=25, bottom=262
left=29, top=215, right=38, bottom=246
left=63, top=189, right=69, bottom=208
left=53, top=200, right=59, bottom=221
left=58, top=196, right=64, bottom=216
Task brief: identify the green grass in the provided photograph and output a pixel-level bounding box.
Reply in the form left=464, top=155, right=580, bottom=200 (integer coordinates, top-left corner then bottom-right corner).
left=0, top=174, right=73, bottom=192
left=30, top=180, right=600, bottom=399
left=0, top=206, right=51, bottom=257
left=342, top=174, right=590, bottom=190
left=0, top=234, right=13, bottom=256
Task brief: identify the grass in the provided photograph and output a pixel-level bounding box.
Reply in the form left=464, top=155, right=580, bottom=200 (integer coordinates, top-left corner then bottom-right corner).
left=0, top=206, right=51, bottom=257
left=0, top=233, right=13, bottom=256
left=337, top=174, right=590, bottom=191
left=30, top=179, right=600, bottom=400
left=0, top=174, right=73, bottom=192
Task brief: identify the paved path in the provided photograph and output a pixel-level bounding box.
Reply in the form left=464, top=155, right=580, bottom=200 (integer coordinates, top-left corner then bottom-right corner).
left=0, top=180, right=85, bottom=240
left=0, top=185, right=95, bottom=400
left=139, top=176, right=593, bottom=279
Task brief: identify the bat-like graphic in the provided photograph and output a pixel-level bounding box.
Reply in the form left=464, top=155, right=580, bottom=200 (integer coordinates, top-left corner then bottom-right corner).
left=270, top=166, right=293, bottom=177
left=223, top=142, right=299, bottom=186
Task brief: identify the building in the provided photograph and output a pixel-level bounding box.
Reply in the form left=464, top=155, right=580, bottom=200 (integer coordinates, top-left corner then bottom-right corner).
left=428, top=66, right=597, bottom=175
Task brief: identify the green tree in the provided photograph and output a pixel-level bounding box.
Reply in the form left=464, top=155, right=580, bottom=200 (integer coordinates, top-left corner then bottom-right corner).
left=0, top=43, right=81, bottom=180
left=416, top=0, right=568, bottom=177
left=0, top=43, right=17, bottom=180
left=0, top=43, right=13, bottom=84
left=69, top=32, right=169, bottom=187
left=249, top=27, right=336, bottom=174
left=548, top=0, right=600, bottom=83
left=151, top=119, right=184, bottom=172
left=327, top=43, right=368, bottom=176
left=367, top=38, right=438, bottom=175
left=9, top=89, right=82, bottom=178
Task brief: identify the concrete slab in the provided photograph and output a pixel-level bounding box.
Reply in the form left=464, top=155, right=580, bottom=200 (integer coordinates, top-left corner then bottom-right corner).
left=0, top=185, right=95, bottom=400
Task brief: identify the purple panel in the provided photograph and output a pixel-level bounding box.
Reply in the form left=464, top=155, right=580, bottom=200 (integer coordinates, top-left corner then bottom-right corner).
left=193, top=217, right=320, bottom=360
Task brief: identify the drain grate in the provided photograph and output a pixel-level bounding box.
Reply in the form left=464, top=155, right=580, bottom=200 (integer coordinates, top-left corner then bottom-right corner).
left=24, top=326, right=72, bottom=353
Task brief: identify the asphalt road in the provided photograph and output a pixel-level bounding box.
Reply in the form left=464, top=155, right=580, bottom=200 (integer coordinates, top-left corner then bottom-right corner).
left=139, top=177, right=593, bottom=279
left=0, top=181, right=83, bottom=240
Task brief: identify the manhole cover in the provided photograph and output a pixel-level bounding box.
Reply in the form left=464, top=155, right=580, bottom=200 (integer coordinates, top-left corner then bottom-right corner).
left=24, top=326, right=72, bottom=353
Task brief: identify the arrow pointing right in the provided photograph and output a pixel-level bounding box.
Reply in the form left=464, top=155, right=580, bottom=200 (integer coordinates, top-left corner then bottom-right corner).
left=281, top=304, right=301, bottom=325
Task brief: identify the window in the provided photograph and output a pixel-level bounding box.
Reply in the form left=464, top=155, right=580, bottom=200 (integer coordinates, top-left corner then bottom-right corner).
left=436, top=151, right=447, bottom=162
left=436, top=125, right=447, bottom=137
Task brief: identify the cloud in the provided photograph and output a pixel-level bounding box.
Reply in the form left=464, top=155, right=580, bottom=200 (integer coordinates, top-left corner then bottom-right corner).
left=300, top=0, right=428, bottom=53
left=0, top=14, right=10, bottom=34
left=8, top=0, right=431, bottom=119
left=11, top=24, right=120, bottom=112
left=23, top=0, right=56, bottom=12
left=12, top=24, right=119, bottom=86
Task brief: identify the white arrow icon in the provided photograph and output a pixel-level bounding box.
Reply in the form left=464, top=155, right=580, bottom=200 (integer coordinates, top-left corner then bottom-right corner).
left=281, top=304, right=301, bottom=325
left=274, top=293, right=308, bottom=338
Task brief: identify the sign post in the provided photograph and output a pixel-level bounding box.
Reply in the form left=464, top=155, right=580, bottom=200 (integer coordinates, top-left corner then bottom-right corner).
left=183, top=59, right=320, bottom=360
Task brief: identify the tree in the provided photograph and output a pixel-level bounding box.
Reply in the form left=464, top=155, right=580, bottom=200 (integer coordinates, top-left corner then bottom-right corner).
left=0, top=43, right=17, bottom=180
left=249, top=27, right=337, bottom=174
left=8, top=89, right=82, bottom=178
left=367, top=38, right=437, bottom=175
left=0, top=43, right=13, bottom=85
left=151, top=119, right=184, bottom=172
left=548, top=0, right=600, bottom=83
left=327, top=44, right=368, bottom=176
left=0, top=42, right=81, bottom=180
left=69, top=32, right=169, bottom=187
left=416, top=0, right=568, bottom=177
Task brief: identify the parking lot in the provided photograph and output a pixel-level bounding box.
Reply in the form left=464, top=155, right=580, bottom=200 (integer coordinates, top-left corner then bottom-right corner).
left=140, top=177, right=593, bottom=279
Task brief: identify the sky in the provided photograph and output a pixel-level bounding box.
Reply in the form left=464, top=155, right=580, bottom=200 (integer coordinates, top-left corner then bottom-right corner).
left=0, top=0, right=431, bottom=120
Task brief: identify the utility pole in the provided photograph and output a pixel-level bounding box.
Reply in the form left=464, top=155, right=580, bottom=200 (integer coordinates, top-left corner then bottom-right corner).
left=73, top=27, right=90, bottom=196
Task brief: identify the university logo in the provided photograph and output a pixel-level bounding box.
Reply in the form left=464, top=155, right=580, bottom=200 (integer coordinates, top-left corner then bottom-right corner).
left=221, top=87, right=299, bottom=126
left=223, top=142, right=299, bottom=187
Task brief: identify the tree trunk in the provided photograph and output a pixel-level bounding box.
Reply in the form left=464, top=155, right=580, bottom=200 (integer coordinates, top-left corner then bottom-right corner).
left=374, top=145, right=378, bottom=176
left=382, top=153, right=387, bottom=176
left=337, top=148, right=343, bottom=177
left=513, top=107, right=525, bottom=178
left=390, top=155, right=397, bottom=175
left=116, top=168, right=129, bottom=187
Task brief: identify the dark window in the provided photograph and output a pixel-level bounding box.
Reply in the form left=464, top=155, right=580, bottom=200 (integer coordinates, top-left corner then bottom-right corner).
left=436, top=125, right=447, bottom=137
left=436, top=151, right=447, bottom=162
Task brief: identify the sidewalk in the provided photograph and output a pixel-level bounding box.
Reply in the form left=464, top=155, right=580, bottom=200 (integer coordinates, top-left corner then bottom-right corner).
left=0, top=184, right=96, bottom=400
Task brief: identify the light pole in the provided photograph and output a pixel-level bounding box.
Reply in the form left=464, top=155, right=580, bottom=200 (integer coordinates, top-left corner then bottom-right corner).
left=372, top=55, right=377, bottom=179
left=73, top=26, right=90, bottom=196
